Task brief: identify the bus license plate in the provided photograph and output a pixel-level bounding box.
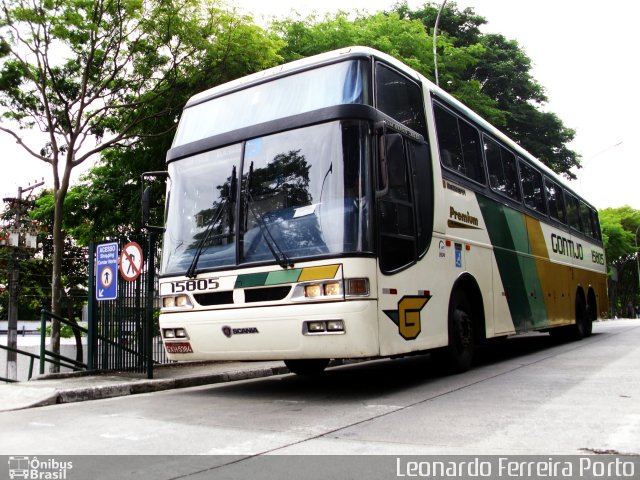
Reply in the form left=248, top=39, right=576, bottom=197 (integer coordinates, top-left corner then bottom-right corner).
left=165, top=342, right=193, bottom=354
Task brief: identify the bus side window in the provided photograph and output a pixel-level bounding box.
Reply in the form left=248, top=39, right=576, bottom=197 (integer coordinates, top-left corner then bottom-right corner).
left=519, top=160, right=546, bottom=214
left=565, top=193, right=581, bottom=231
left=484, top=136, right=520, bottom=201
left=409, top=141, right=434, bottom=257
left=545, top=177, right=566, bottom=224
left=433, top=104, right=464, bottom=174
left=590, top=208, right=602, bottom=241
left=433, top=102, right=484, bottom=185
left=375, top=62, right=426, bottom=136
left=579, top=201, right=593, bottom=237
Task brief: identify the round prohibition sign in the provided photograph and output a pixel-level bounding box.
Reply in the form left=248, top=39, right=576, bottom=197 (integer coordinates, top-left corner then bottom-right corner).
left=100, top=266, right=114, bottom=288
left=119, top=241, right=144, bottom=282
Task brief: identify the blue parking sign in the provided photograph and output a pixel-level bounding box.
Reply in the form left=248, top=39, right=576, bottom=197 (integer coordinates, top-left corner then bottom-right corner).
left=96, top=242, right=118, bottom=300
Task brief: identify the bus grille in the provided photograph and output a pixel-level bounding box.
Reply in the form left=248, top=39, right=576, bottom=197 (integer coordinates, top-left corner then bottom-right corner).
left=245, top=286, right=291, bottom=303
left=194, top=286, right=291, bottom=306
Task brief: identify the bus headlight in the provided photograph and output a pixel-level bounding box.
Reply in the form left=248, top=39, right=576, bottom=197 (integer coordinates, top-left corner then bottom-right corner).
left=304, top=284, right=323, bottom=298
left=323, top=282, right=341, bottom=296
left=303, top=320, right=345, bottom=334
left=162, top=295, right=193, bottom=309
left=163, top=328, right=176, bottom=338
left=303, top=281, right=342, bottom=298
left=296, top=278, right=368, bottom=301
left=163, top=328, right=189, bottom=339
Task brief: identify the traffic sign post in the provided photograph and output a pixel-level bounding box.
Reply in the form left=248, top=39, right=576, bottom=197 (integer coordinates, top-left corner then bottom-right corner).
left=96, top=242, right=118, bottom=300
left=120, top=241, right=143, bottom=282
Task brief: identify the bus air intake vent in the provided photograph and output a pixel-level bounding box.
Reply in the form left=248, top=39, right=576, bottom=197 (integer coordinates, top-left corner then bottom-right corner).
left=245, top=286, right=291, bottom=303
left=194, top=291, right=234, bottom=306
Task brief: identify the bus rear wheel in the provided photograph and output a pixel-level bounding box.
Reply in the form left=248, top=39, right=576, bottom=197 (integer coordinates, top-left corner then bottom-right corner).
left=433, top=290, right=474, bottom=373
left=550, top=295, right=591, bottom=341
left=284, top=359, right=330, bottom=376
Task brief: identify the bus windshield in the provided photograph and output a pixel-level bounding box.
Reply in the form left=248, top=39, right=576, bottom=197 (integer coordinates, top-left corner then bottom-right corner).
left=161, top=121, right=373, bottom=275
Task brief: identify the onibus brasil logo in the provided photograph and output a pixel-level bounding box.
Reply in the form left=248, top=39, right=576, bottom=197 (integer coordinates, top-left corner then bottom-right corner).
left=8, top=456, right=73, bottom=479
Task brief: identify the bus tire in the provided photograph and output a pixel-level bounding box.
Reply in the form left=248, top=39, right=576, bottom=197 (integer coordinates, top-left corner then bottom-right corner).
left=583, top=302, right=594, bottom=338
left=433, top=289, right=475, bottom=373
left=572, top=294, right=590, bottom=340
left=550, top=293, right=591, bottom=342
left=284, top=359, right=330, bottom=376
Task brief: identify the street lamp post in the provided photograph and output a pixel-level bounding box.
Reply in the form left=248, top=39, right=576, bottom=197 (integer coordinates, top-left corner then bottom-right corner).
left=433, top=0, right=448, bottom=87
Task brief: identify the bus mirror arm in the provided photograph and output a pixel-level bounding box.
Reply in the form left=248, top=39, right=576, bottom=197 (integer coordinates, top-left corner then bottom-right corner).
left=141, top=171, right=169, bottom=233
left=376, top=132, right=389, bottom=198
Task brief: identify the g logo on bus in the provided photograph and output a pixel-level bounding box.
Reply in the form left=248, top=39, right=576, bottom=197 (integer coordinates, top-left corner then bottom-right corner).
left=222, top=326, right=233, bottom=338
left=383, top=295, right=432, bottom=340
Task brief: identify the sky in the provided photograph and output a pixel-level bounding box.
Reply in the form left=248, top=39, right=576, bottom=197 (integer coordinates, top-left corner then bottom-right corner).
left=0, top=0, right=638, bottom=210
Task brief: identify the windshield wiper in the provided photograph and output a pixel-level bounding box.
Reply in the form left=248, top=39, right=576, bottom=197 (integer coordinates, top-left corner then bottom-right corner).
left=186, top=166, right=236, bottom=278
left=244, top=161, right=294, bottom=270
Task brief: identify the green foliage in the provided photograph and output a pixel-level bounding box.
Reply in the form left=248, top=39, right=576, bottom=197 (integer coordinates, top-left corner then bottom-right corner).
left=599, top=206, right=640, bottom=316
left=53, top=2, right=284, bottom=243
left=40, top=322, right=82, bottom=339
left=270, top=2, right=579, bottom=177
left=395, top=2, right=579, bottom=177
left=600, top=206, right=640, bottom=265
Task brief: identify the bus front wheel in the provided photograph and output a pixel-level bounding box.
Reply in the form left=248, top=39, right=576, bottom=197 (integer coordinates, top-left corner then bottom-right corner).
left=284, top=359, right=330, bottom=376
left=433, top=290, right=475, bottom=373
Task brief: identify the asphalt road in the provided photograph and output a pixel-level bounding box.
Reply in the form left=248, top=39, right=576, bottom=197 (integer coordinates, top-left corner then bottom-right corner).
left=1, top=319, right=638, bottom=459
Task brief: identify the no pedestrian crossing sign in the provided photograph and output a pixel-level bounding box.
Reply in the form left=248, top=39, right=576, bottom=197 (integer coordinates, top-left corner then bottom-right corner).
left=96, top=242, right=118, bottom=301
left=120, top=241, right=143, bottom=282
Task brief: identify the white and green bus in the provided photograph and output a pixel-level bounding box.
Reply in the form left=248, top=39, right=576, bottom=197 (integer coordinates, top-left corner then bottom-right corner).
left=150, top=46, right=607, bottom=374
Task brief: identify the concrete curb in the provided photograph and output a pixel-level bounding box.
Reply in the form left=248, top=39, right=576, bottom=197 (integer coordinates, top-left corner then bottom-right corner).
left=55, top=365, right=290, bottom=405
left=1, top=364, right=291, bottom=412
left=1, top=359, right=362, bottom=412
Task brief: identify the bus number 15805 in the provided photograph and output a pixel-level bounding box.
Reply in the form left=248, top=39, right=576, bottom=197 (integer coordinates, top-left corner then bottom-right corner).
left=170, top=278, right=219, bottom=293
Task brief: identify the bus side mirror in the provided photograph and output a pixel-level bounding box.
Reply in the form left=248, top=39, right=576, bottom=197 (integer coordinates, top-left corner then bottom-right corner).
left=142, top=186, right=152, bottom=225
left=141, top=171, right=169, bottom=233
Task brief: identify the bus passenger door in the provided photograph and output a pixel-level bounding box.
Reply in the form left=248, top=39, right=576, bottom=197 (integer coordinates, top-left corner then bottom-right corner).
left=375, top=130, right=437, bottom=356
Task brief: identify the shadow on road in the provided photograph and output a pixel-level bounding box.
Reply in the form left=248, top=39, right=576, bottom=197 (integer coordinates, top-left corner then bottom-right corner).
left=191, top=330, right=602, bottom=402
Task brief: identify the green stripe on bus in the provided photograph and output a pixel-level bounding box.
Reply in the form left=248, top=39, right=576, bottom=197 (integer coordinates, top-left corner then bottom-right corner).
left=477, top=196, right=548, bottom=331
left=234, top=264, right=341, bottom=288
left=266, top=269, right=302, bottom=285
left=234, top=272, right=270, bottom=288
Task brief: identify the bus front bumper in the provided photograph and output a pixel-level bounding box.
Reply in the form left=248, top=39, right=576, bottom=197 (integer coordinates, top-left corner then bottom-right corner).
left=159, top=299, right=380, bottom=361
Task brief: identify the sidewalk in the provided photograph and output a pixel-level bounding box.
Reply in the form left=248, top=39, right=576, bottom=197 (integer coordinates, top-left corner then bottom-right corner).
left=0, top=360, right=290, bottom=412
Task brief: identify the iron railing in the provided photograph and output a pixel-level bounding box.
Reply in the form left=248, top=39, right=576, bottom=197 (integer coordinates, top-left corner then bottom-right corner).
left=39, top=309, right=88, bottom=376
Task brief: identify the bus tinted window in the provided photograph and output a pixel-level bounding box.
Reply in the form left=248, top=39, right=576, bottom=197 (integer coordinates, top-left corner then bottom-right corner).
left=484, top=137, right=520, bottom=201
left=579, top=202, right=596, bottom=237
left=519, top=160, right=546, bottom=213
left=378, top=133, right=416, bottom=272
left=459, top=120, right=485, bottom=184
left=434, top=103, right=485, bottom=184
left=590, top=209, right=602, bottom=241
left=565, top=193, right=581, bottom=231
left=376, top=63, right=426, bottom=136
left=174, top=60, right=370, bottom=147
left=409, top=140, right=434, bottom=256
left=545, top=178, right=566, bottom=223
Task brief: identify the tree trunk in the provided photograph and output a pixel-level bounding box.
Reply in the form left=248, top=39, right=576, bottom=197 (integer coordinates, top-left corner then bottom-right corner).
left=49, top=191, right=64, bottom=372
left=49, top=162, right=71, bottom=373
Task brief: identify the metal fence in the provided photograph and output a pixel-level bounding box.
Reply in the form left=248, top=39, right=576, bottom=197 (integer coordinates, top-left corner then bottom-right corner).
left=88, top=234, right=167, bottom=378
